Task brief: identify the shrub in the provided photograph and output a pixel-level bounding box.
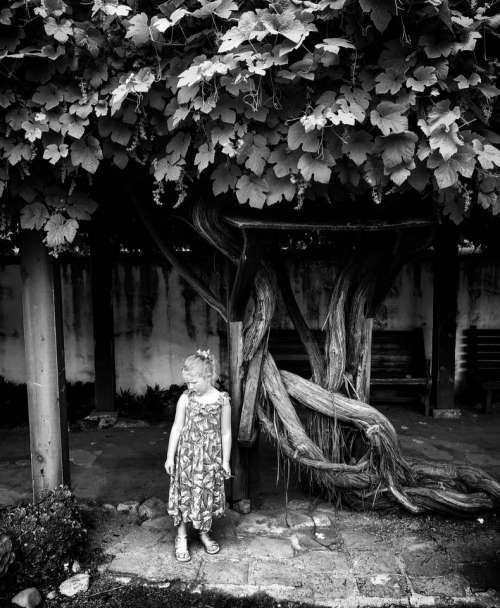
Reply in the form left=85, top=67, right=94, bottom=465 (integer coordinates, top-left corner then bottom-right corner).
left=0, top=486, right=87, bottom=590
left=116, top=383, right=184, bottom=422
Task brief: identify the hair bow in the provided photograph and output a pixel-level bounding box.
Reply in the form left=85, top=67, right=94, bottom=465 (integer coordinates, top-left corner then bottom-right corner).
left=196, top=349, right=211, bottom=360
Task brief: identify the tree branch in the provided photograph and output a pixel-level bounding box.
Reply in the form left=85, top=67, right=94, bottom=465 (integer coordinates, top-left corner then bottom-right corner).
left=129, top=195, right=227, bottom=322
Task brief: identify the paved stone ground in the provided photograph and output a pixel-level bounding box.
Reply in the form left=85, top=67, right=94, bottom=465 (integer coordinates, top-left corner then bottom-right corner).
left=1, top=405, right=500, bottom=606
left=93, top=496, right=500, bottom=607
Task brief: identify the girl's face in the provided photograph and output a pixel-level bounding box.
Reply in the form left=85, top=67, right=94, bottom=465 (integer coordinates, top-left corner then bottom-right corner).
left=183, top=373, right=212, bottom=396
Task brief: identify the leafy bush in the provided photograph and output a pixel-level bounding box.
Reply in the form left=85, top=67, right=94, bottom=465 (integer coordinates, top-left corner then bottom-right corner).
left=0, top=486, right=87, bottom=590
left=116, top=383, right=184, bottom=422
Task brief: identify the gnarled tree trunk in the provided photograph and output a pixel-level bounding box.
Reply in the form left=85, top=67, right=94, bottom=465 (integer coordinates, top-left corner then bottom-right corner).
left=134, top=199, right=500, bottom=516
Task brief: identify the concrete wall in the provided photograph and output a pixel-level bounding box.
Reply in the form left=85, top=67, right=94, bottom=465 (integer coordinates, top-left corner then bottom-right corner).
left=0, top=260, right=222, bottom=391
left=0, top=255, right=499, bottom=392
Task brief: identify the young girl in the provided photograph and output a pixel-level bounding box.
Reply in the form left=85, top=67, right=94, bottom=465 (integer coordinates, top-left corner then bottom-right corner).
left=165, top=349, right=231, bottom=562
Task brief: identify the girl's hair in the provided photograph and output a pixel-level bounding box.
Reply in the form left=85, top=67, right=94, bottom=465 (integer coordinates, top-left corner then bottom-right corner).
left=182, top=349, right=218, bottom=384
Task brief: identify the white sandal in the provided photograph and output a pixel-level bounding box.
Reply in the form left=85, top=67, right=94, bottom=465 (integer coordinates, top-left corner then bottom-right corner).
left=174, top=534, right=191, bottom=562
left=199, top=532, right=220, bottom=554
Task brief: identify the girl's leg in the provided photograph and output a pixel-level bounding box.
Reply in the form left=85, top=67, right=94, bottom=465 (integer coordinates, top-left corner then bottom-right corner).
left=199, top=529, right=220, bottom=554
left=175, top=523, right=190, bottom=562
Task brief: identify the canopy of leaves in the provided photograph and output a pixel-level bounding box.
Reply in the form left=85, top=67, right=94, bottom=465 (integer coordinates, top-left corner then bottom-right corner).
left=0, top=0, right=499, bottom=248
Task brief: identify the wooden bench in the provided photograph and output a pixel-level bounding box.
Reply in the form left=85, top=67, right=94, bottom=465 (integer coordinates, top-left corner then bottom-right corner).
left=268, top=328, right=431, bottom=414
left=463, top=327, right=500, bottom=413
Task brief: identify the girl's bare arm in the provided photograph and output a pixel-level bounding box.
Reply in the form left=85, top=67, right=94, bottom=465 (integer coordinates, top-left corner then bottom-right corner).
left=221, top=393, right=232, bottom=474
left=165, top=393, right=188, bottom=474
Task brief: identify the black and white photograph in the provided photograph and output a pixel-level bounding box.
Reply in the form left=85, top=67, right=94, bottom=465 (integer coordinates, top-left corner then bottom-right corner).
left=0, top=0, right=499, bottom=606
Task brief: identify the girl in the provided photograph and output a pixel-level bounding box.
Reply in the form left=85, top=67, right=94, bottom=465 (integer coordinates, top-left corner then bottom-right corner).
left=165, top=349, right=231, bottom=562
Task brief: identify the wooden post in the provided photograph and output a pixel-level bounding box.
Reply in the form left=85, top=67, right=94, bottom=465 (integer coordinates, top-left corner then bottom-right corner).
left=431, top=221, right=459, bottom=415
left=91, top=218, right=116, bottom=412
left=228, top=320, right=248, bottom=504
left=21, top=231, right=70, bottom=500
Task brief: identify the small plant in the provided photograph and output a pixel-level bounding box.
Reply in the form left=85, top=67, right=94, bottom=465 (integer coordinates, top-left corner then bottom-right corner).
left=116, top=383, right=185, bottom=422
left=0, top=486, right=87, bottom=590
left=0, top=534, right=14, bottom=577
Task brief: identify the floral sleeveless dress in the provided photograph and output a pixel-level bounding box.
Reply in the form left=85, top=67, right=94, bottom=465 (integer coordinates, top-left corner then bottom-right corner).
left=167, top=390, right=230, bottom=532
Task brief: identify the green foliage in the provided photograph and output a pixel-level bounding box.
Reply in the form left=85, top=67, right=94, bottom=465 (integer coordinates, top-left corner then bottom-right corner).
left=0, top=0, right=499, bottom=239
left=116, top=383, right=185, bottom=422
left=0, top=486, right=87, bottom=590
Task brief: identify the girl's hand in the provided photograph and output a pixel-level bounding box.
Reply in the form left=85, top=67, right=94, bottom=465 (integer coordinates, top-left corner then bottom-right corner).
left=165, top=459, right=174, bottom=475
left=222, top=461, right=231, bottom=477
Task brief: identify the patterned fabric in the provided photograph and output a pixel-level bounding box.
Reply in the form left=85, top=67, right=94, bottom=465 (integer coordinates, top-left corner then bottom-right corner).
left=168, top=390, right=229, bottom=532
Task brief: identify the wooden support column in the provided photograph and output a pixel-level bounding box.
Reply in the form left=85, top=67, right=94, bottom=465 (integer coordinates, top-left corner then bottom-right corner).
left=21, top=231, right=69, bottom=500
left=91, top=217, right=116, bottom=412
left=228, top=230, right=262, bottom=508
left=431, top=221, right=459, bottom=415
left=228, top=321, right=247, bottom=504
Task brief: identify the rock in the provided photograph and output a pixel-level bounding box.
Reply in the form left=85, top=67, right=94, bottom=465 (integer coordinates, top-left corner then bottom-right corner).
left=286, top=499, right=312, bottom=512
left=141, top=516, right=171, bottom=530
left=59, top=573, right=90, bottom=597
left=114, top=419, right=150, bottom=429
left=71, top=561, right=81, bottom=573
left=283, top=510, right=314, bottom=529
left=138, top=497, right=168, bottom=520
left=85, top=411, right=118, bottom=429
left=11, top=588, right=42, bottom=608
left=117, top=501, right=140, bottom=514
left=46, top=591, right=57, bottom=600
left=311, top=511, right=332, bottom=527
left=103, top=503, right=116, bottom=511
left=233, top=499, right=251, bottom=514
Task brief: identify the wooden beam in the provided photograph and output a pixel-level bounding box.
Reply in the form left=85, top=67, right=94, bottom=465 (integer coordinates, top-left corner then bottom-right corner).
left=91, top=217, right=116, bottom=412
left=238, top=340, right=265, bottom=447
left=229, top=230, right=261, bottom=322
left=224, top=216, right=435, bottom=232
left=21, top=231, right=70, bottom=500
left=228, top=321, right=248, bottom=503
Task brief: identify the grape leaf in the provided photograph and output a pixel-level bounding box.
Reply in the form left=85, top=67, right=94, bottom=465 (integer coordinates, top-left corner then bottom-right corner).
left=342, top=130, right=373, bottom=166
left=454, top=73, right=481, bottom=90
left=244, top=134, right=270, bottom=176
left=67, top=192, right=98, bottom=220
left=370, top=102, right=408, bottom=136
left=315, top=38, right=354, bottom=54
left=261, top=10, right=316, bottom=44
left=407, top=164, right=430, bottom=192
left=406, top=66, right=437, bottom=92
left=473, top=141, right=500, bottom=170
left=194, top=143, right=215, bottom=173
left=43, top=143, right=69, bottom=164
left=44, top=213, right=79, bottom=247
left=236, top=174, right=268, bottom=208
left=375, top=70, right=404, bottom=95
left=379, top=132, right=418, bottom=169
left=44, top=18, right=73, bottom=43
left=264, top=171, right=296, bottom=205
left=429, top=124, right=463, bottom=161
left=33, top=84, right=64, bottom=110
left=417, top=100, right=460, bottom=136
left=211, top=163, right=241, bottom=195
left=288, top=122, right=320, bottom=153
left=297, top=153, right=331, bottom=183
left=359, top=0, right=393, bottom=32
left=70, top=137, right=103, bottom=173
left=20, top=203, right=50, bottom=230
left=269, top=148, right=301, bottom=178
left=126, top=13, right=150, bottom=46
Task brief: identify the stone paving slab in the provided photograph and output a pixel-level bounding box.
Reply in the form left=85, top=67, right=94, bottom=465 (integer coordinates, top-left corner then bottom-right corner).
left=101, top=501, right=500, bottom=608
